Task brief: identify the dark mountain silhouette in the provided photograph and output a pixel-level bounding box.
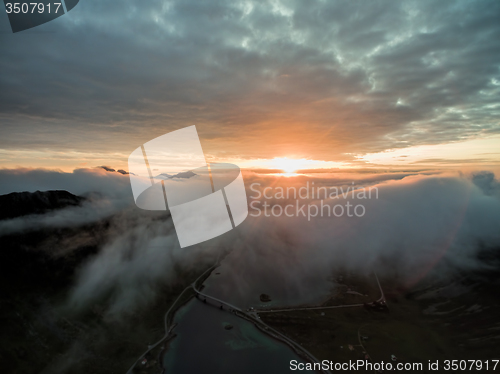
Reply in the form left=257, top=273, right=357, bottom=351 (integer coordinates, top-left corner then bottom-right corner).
left=98, top=166, right=129, bottom=175
left=0, top=190, right=85, bottom=221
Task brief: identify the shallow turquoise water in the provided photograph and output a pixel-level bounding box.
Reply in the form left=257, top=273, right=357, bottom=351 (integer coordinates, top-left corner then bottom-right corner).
left=163, top=298, right=316, bottom=373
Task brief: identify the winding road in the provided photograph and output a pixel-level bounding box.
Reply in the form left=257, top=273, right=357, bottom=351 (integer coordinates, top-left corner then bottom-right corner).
left=125, top=265, right=216, bottom=374
left=127, top=267, right=386, bottom=374
left=192, top=276, right=329, bottom=373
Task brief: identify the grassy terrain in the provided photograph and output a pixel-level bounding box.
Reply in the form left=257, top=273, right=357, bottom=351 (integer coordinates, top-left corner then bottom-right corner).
left=0, top=268, right=207, bottom=374
left=0, top=215, right=220, bottom=374
left=260, top=271, right=500, bottom=373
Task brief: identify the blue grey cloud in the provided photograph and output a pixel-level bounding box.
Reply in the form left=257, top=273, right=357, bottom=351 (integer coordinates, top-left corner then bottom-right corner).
left=0, top=0, right=499, bottom=161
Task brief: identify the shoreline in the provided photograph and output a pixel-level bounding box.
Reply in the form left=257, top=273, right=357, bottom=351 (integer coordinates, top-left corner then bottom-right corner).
left=155, top=261, right=329, bottom=374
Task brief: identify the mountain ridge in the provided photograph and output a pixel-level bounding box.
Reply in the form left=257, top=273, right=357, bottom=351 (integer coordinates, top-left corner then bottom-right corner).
left=0, top=190, right=85, bottom=221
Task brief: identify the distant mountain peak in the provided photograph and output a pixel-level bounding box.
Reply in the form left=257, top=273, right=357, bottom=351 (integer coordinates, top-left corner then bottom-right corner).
left=155, top=173, right=173, bottom=180
left=154, top=171, right=197, bottom=180
left=171, top=171, right=197, bottom=179
left=98, top=166, right=129, bottom=175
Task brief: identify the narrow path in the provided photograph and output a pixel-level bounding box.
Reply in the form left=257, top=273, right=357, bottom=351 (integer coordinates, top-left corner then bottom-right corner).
left=257, top=303, right=365, bottom=313
left=256, top=272, right=385, bottom=314
left=126, top=265, right=215, bottom=374
left=128, top=268, right=386, bottom=374
left=194, top=287, right=243, bottom=313
left=125, top=285, right=190, bottom=374
left=357, top=324, right=378, bottom=373
left=374, top=272, right=386, bottom=303
left=192, top=279, right=331, bottom=374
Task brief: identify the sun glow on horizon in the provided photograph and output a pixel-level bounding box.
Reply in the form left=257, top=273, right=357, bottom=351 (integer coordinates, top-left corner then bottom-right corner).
left=207, top=156, right=350, bottom=175
left=272, top=157, right=304, bottom=174
left=257, top=157, right=348, bottom=175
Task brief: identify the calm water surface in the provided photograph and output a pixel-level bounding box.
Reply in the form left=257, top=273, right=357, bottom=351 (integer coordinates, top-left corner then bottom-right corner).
left=163, top=299, right=316, bottom=373
left=163, top=249, right=333, bottom=373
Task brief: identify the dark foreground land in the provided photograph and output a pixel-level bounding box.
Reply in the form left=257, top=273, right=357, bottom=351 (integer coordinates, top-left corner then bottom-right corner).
left=260, top=266, right=500, bottom=373
left=1, top=191, right=499, bottom=373
left=0, top=191, right=216, bottom=374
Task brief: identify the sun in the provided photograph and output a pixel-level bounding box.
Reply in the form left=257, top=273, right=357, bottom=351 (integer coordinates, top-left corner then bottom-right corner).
left=273, top=157, right=302, bottom=174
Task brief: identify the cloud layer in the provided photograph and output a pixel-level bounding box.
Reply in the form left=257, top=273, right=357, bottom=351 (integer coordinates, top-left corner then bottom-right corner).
left=1, top=0, right=499, bottom=165
left=4, top=168, right=498, bottom=312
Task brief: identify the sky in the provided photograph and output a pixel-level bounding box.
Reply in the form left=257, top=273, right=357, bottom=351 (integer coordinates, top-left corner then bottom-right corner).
left=0, top=0, right=499, bottom=172
left=2, top=4, right=500, bottom=370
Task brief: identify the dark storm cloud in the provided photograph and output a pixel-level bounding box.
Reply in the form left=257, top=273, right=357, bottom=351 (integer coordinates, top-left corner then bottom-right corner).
left=0, top=0, right=499, bottom=159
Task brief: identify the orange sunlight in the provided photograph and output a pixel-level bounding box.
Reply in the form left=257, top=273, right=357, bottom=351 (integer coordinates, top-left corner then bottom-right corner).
left=272, top=157, right=304, bottom=174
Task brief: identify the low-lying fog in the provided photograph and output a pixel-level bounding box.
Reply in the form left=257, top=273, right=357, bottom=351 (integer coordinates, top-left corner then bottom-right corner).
left=1, top=167, right=499, bottom=316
